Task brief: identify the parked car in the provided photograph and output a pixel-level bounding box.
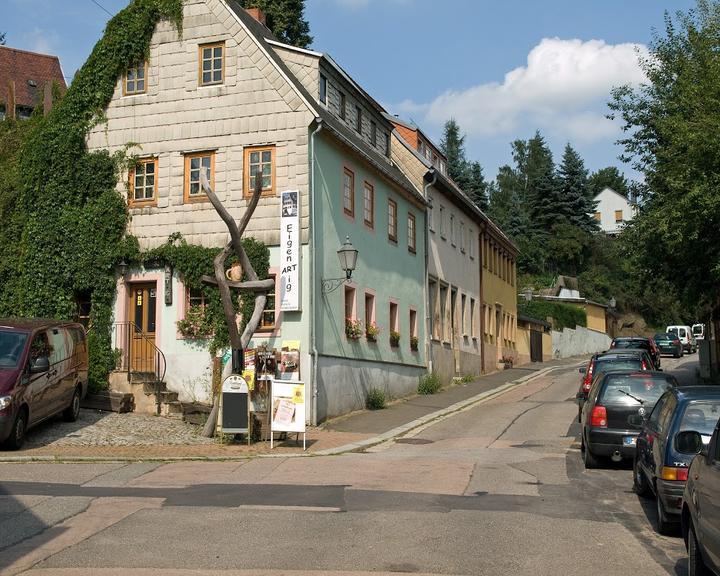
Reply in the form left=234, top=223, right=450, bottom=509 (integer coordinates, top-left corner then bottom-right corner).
left=611, top=337, right=661, bottom=370
left=577, top=350, right=654, bottom=420
left=634, top=386, right=720, bottom=535
left=667, top=325, right=697, bottom=354
left=580, top=370, right=677, bottom=469
left=682, top=417, right=720, bottom=576
left=654, top=332, right=684, bottom=358
left=692, top=323, right=706, bottom=342
left=0, top=319, right=88, bottom=450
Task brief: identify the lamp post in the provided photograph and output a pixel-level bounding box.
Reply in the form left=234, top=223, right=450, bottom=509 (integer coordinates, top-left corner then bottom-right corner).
left=117, top=259, right=128, bottom=281
left=322, top=236, right=358, bottom=293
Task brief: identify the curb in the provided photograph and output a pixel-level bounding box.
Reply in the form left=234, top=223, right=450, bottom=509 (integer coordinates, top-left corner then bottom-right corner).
left=0, top=362, right=581, bottom=464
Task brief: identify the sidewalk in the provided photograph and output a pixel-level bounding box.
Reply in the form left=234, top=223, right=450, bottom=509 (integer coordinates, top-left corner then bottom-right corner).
left=2, top=357, right=584, bottom=462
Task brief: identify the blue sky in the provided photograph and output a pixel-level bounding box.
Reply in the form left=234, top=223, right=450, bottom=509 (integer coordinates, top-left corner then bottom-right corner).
left=4, top=0, right=697, bottom=181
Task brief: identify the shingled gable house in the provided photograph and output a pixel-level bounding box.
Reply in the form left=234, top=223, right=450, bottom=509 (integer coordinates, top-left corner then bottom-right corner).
left=86, top=0, right=427, bottom=423
left=388, top=116, right=519, bottom=381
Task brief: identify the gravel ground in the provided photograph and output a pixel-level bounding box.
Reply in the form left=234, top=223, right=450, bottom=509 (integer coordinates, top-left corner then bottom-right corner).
left=24, top=410, right=215, bottom=448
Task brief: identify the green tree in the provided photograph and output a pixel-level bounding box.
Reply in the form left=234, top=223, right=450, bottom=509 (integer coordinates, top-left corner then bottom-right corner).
left=239, top=0, right=312, bottom=48
left=0, top=32, right=6, bottom=45
left=609, top=0, right=720, bottom=314
left=466, top=161, right=489, bottom=211
left=557, top=143, right=597, bottom=232
left=440, top=118, right=470, bottom=189
left=587, top=166, right=629, bottom=198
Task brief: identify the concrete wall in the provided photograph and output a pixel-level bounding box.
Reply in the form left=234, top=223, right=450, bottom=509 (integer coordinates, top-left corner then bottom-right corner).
left=86, top=0, right=315, bottom=249
left=316, top=355, right=424, bottom=421
left=551, top=326, right=611, bottom=359
left=431, top=342, right=482, bottom=384
left=585, top=303, right=607, bottom=334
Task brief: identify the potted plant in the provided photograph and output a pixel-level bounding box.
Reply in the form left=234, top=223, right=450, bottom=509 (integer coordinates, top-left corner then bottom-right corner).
left=500, top=355, right=514, bottom=369
left=177, top=305, right=213, bottom=339
left=390, top=330, right=401, bottom=348
left=366, top=322, right=380, bottom=342
left=345, top=318, right=363, bottom=340
left=410, top=336, right=419, bottom=351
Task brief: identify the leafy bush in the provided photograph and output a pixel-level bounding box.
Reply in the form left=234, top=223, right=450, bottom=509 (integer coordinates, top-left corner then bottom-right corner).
left=418, top=373, right=441, bottom=395
left=517, top=299, right=586, bottom=331
left=389, top=330, right=400, bottom=347
left=365, top=388, right=386, bottom=410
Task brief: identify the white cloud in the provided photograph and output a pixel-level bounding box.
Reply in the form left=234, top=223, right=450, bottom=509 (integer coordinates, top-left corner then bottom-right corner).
left=395, top=38, right=648, bottom=143
left=23, top=27, right=58, bottom=55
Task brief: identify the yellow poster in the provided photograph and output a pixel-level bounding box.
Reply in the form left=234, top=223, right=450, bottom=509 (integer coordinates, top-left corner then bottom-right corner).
left=242, top=369, right=255, bottom=391
left=292, top=385, right=304, bottom=404
left=282, top=340, right=300, bottom=351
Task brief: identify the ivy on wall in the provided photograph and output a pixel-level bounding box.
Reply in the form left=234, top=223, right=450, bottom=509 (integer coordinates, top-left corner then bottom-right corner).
left=0, top=0, right=184, bottom=390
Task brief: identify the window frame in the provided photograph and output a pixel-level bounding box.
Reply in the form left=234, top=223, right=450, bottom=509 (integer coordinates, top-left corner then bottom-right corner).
left=355, top=105, right=362, bottom=134
left=363, top=181, right=375, bottom=229
left=198, top=42, right=225, bottom=87
left=388, top=198, right=398, bottom=243
left=320, top=74, right=327, bottom=104
left=129, top=157, right=158, bottom=207
left=123, top=61, right=148, bottom=96
left=244, top=145, right=276, bottom=197
left=343, top=167, right=355, bottom=218
left=408, top=212, right=416, bottom=253
left=183, top=151, right=215, bottom=204
left=339, top=91, right=346, bottom=120
left=614, top=209, right=623, bottom=223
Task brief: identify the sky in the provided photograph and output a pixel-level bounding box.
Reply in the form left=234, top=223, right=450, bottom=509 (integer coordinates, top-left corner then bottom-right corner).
left=3, top=0, right=698, bottom=182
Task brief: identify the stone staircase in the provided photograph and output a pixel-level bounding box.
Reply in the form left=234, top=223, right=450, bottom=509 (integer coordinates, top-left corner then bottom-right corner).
left=109, top=371, right=182, bottom=417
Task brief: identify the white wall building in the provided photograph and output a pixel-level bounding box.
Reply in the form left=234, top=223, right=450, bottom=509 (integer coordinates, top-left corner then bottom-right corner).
left=593, top=187, right=637, bottom=234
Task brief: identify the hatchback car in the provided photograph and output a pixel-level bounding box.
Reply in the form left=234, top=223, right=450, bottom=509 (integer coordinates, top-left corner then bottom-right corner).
left=580, top=371, right=677, bottom=469
left=654, top=332, right=684, bottom=358
left=611, top=337, right=661, bottom=370
left=577, top=351, right=654, bottom=420
left=682, top=417, right=720, bottom=576
left=0, top=319, right=88, bottom=450
left=634, top=386, right=720, bottom=535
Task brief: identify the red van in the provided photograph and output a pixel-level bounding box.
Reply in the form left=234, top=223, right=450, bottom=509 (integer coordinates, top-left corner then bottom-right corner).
left=0, top=319, right=88, bottom=450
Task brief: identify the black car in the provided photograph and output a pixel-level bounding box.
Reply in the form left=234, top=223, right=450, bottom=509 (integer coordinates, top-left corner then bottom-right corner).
left=577, top=351, right=654, bottom=420
left=611, top=337, right=661, bottom=370
left=580, top=370, right=677, bottom=469
left=654, top=332, right=684, bottom=358
left=682, top=418, right=720, bottom=576
left=634, top=386, right=720, bottom=535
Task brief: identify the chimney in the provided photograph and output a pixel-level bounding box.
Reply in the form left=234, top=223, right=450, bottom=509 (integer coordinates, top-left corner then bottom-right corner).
left=246, top=7, right=267, bottom=26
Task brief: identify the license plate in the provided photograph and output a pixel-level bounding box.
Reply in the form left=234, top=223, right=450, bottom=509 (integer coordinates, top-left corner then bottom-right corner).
left=623, top=436, right=637, bottom=446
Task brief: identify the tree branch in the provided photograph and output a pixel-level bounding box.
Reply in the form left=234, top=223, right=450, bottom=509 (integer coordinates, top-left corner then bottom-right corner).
left=201, top=275, right=274, bottom=291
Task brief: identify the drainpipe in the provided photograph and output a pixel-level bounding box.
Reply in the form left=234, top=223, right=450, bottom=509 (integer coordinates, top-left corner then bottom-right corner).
left=479, top=227, right=485, bottom=373
left=309, top=118, right=323, bottom=426
left=423, top=170, right=437, bottom=374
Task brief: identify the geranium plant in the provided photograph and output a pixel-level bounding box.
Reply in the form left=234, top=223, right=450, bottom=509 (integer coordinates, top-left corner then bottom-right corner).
left=366, top=322, right=381, bottom=342
left=177, top=305, right=213, bottom=339
left=390, top=330, right=401, bottom=347
left=410, top=336, right=419, bottom=351
left=345, top=318, right=363, bottom=340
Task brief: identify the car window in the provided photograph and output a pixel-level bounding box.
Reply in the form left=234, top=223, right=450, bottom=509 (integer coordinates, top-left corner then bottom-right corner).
left=594, top=358, right=643, bottom=376
left=0, top=331, right=29, bottom=369
left=613, top=340, right=649, bottom=351
left=29, top=332, right=52, bottom=361
left=679, top=401, right=720, bottom=437
left=600, top=374, right=674, bottom=405
left=649, top=394, right=668, bottom=429
left=679, top=328, right=686, bottom=337
left=48, top=328, right=68, bottom=366
left=658, top=395, right=678, bottom=435
left=668, top=327, right=679, bottom=335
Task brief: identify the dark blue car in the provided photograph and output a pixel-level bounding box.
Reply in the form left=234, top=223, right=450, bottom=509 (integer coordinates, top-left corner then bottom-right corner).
left=633, top=386, right=720, bottom=535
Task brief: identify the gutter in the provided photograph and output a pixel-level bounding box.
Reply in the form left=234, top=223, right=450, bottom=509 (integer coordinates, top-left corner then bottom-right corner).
left=309, top=119, right=324, bottom=426
left=423, top=170, right=437, bottom=373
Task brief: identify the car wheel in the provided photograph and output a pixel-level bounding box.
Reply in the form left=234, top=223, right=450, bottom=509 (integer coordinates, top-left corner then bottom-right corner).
left=3, top=409, right=27, bottom=451
left=633, top=456, right=651, bottom=497
left=656, top=493, right=679, bottom=535
left=582, top=436, right=601, bottom=469
left=689, top=523, right=712, bottom=576
left=63, top=387, right=81, bottom=422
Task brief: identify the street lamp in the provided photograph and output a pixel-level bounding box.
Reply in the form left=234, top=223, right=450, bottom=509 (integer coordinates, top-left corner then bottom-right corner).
left=117, top=259, right=129, bottom=280
left=322, top=236, right=358, bottom=293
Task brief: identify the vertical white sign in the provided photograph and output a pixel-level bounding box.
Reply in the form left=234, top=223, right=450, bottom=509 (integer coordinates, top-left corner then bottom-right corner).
left=280, top=190, right=301, bottom=311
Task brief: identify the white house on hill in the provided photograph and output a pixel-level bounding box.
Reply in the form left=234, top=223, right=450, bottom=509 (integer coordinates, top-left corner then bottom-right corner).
left=592, top=187, right=637, bottom=234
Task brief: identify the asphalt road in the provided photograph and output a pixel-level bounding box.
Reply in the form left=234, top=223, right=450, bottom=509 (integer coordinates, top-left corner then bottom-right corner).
left=0, top=354, right=702, bottom=575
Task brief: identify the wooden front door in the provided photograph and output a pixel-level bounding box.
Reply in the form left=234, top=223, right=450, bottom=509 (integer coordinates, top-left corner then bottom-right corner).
left=129, top=283, right=157, bottom=373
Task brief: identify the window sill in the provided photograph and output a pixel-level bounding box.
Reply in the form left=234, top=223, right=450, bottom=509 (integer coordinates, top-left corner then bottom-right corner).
left=184, top=195, right=210, bottom=204
left=244, top=190, right=275, bottom=199
left=129, top=201, right=158, bottom=209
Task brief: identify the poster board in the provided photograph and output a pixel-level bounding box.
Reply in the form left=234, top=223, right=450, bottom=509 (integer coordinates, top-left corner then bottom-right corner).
left=271, top=380, right=305, bottom=433
left=279, top=190, right=301, bottom=311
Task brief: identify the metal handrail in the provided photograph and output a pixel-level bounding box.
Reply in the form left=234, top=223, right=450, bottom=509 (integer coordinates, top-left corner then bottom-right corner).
left=111, top=321, right=167, bottom=385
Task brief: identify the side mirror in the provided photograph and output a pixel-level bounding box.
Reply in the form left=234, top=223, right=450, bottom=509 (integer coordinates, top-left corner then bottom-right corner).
left=676, top=430, right=704, bottom=455
left=579, top=367, right=587, bottom=374
left=29, top=356, right=49, bottom=374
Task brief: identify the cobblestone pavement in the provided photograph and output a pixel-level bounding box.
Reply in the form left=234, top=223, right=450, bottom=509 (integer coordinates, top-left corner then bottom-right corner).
left=11, top=409, right=371, bottom=459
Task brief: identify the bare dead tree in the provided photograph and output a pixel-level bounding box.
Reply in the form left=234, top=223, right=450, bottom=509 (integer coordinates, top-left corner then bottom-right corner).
left=199, top=171, right=274, bottom=436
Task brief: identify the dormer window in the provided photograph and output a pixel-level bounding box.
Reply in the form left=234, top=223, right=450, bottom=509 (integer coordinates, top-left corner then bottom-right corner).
left=124, top=62, right=147, bottom=95
left=370, top=121, right=377, bottom=147
left=355, top=105, right=362, bottom=134
left=320, top=74, right=327, bottom=104
left=339, top=91, right=346, bottom=120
